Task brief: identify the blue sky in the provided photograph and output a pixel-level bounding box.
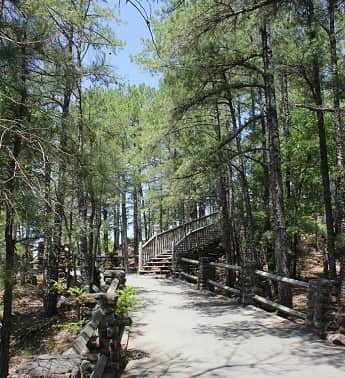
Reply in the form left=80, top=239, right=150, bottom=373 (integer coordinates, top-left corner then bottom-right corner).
left=108, top=1, right=161, bottom=88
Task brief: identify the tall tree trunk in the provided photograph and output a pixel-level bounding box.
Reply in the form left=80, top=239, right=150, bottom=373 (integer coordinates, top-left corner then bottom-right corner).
left=147, top=208, right=152, bottom=237
left=307, top=0, right=337, bottom=279
left=280, top=71, right=296, bottom=273
left=280, top=72, right=291, bottom=200
left=0, top=44, right=27, bottom=375
left=75, top=46, right=90, bottom=287
left=113, top=204, right=120, bottom=252
left=121, top=186, right=128, bottom=270
left=214, top=101, right=235, bottom=284
left=88, top=191, right=96, bottom=289
left=43, top=161, right=58, bottom=316
left=259, top=89, right=271, bottom=233
left=233, top=99, right=256, bottom=263
left=328, top=0, right=345, bottom=294
left=103, top=205, right=109, bottom=254
left=261, top=19, right=292, bottom=306
left=139, top=185, right=145, bottom=241
left=159, top=184, right=163, bottom=231
left=51, top=33, right=73, bottom=294
left=0, top=136, right=21, bottom=378
left=189, top=198, right=198, bottom=220
left=198, top=202, right=206, bottom=217
left=133, top=185, right=140, bottom=264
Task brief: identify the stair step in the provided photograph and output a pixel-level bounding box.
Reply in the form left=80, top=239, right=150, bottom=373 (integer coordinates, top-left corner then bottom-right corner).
left=141, top=268, right=171, bottom=272
left=141, top=266, right=171, bottom=271
left=141, top=269, right=171, bottom=272
left=149, top=256, right=171, bottom=259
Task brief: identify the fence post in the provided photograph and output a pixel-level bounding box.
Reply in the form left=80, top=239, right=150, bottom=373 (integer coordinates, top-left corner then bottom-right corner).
left=306, top=278, right=335, bottom=337
left=138, top=242, right=142, bottom=272
left=153, top=233, right=157, bottom=257
left=171, top=241, right=178, bottom=277
left=198, top=257, right=208, bottom=290
left=241, top=262, right=257, bottom=305
left=198, top=257, right=214, bottom=290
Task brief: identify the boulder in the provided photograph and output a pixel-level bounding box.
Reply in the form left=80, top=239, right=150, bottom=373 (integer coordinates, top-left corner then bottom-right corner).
left=12, top=355, right=84, bottom=377
left=327, top=333, right=345, bottom=346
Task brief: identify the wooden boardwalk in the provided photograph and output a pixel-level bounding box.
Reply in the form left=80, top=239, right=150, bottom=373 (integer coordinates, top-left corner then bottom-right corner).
left=122, top=274, right=345, bottom=378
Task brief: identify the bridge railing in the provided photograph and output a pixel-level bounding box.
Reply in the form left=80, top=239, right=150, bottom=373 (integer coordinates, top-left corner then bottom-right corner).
left=173, top=223, right=221, bottom=255
left=176, top=258, right=335, bottom=333
left=139, top=212, right=219, bottom=270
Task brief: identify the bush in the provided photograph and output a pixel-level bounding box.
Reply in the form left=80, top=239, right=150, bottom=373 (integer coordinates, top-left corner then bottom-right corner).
left=54, top=319, right=86, bottom=333
left=115, top=286, right=139, bottom=317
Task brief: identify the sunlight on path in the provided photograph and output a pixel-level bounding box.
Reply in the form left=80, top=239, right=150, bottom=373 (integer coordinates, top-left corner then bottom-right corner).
left=122, top=274, right=344, bottom=378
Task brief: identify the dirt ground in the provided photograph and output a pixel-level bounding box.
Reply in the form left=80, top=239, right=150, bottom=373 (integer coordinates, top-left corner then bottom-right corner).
left=0, top=277, right=80, bottom=375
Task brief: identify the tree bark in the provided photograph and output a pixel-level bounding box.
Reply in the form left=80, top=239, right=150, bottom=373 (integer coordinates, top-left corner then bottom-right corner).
left=261, top=18, right=292, bottom=306
left=306, top=0, right=337, bottom=279
left=328, top=0, right=345, bottom=294
left=49, top=56, right=72, bottom=309
left=43, top=161, right=58, bottom=316
left=113, top=204, right=120, bottom=252
left=88, top=191, right=96, bottom=289
left=133, top=185, right=140, bottom=264
left=234, top=99, right=256, bottom=263
left=103, top=205, right=109, bottom=254
left=0, top=136, right=21, bottom=378
left=0, top=42, right=27, bottom=375
left=280, top=71, right=291, bottom=200
left=214, top=101, right=235, bottom=284
left=75, top=45, right=90, bottom=287
left=121, top=186, right=128, bottom=270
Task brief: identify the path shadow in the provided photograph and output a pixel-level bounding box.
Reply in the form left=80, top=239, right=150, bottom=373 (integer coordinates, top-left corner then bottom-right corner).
left=125, top=275, right=345, bottom=377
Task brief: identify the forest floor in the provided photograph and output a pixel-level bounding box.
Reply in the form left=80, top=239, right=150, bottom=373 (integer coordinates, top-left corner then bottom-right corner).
left=0, top=277, right=81, bottom=375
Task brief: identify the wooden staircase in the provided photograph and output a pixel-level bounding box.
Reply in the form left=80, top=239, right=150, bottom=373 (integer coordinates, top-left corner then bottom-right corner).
left=139, top=212, right=220, bottom=275
left=139, top=251, right=172, bottom=275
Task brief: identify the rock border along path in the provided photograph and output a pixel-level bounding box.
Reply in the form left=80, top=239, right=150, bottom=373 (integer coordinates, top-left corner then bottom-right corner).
left=123, top=274, right=344, bottom=378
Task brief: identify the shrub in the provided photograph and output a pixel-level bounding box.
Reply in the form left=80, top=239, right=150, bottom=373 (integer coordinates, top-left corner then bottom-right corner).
left=115, top=286, right=139, bottom=317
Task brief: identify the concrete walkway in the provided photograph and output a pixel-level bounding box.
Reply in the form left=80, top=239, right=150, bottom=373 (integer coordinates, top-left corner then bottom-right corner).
left=122, top=274, right=345, bottom=378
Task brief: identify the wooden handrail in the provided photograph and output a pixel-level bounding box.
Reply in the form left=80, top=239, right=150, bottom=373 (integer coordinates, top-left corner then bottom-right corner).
left=142, top=233, right=157, bottom=249
left=207, top=279, right=241, bottom=295
left=181, top=257, right=199, bottom=265
left=253, top=294, right=307, bottom=319
left=209, top=262, right=242, bottom=271
left=254, top=270, right=309, bottom=289
left=174, top=223, right=218, bottom=249
left=143, top=211, right=219, bottom=244
left=180, top=271, right=198, bottom=282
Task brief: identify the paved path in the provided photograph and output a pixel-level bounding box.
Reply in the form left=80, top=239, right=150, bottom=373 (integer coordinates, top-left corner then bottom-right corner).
left=122, top=274, right=345, bottom=378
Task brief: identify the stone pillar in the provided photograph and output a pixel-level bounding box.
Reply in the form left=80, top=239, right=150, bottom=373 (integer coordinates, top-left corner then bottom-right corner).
left=241, top=262, right=257, bottom=305
left=198, top=257, right=214, bottom=290
left=306, top=278, right=335, bottom=337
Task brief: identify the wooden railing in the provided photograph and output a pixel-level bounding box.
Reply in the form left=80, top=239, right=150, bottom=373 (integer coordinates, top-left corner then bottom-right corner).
left=139, top=212, right=219, bottom=270
left=252, top=269, right=309, bottom=319
left=173, top=223, right=221, bottom=256
left=177, top=259, right=311, bottom=320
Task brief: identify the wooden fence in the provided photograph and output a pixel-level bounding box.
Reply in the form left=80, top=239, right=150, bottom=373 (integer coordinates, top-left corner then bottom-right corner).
left=176, top=256, right=335, bottom=335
